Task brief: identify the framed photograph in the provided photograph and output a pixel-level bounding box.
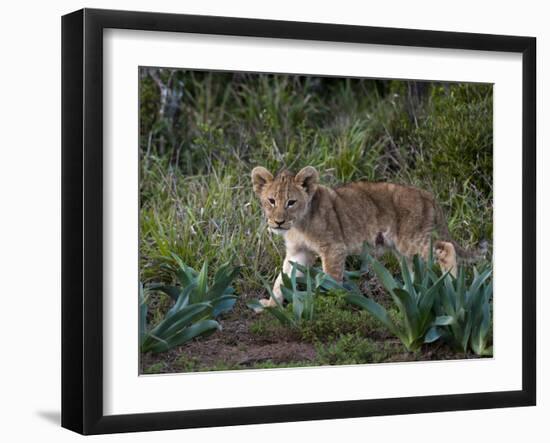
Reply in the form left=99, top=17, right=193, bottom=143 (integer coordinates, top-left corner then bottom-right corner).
left=61, top=8, right=536, bottom=435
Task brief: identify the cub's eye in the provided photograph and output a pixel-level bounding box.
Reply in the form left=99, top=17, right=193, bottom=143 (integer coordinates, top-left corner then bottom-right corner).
left=268, top=198, right=276, bottom=206
left=287, top=200, right=297, bottom=208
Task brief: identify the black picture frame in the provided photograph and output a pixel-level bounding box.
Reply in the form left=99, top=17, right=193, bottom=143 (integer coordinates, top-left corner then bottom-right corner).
left=61, top=8, right=536, bottom=435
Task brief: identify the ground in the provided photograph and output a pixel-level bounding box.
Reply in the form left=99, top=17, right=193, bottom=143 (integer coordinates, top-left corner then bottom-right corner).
left=140, top=273, right=478, bottom=374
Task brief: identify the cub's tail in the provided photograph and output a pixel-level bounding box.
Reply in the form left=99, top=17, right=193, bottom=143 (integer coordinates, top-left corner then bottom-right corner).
left=434, top=203, right=489, bottom=263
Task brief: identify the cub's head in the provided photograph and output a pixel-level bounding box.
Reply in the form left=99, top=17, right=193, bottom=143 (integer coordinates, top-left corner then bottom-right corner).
left=251, top=166, right=319, bottom=235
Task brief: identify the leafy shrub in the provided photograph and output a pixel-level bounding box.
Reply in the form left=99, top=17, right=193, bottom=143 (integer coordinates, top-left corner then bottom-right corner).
left=430, top=266, right=493, bottom=355
left=139, top=283, right=220, bottom=353
left=140, top=256, right=240, bottom=353
left=247, top=261, right=356, bottom=327
left=153, top=253, right=240, bottom=317
left=315, top=333, right=388, bottom=365
left=247, top=265, right=317, bottom=326
left=346, top=252, right=452, bottom=352
left=290, top=261, right=364, bottom=292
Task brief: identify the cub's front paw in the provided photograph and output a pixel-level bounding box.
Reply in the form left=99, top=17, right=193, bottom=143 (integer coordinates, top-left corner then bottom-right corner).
left=260, top=298, right=278, bottom=307
left=252, top=298, right=277, bottom=313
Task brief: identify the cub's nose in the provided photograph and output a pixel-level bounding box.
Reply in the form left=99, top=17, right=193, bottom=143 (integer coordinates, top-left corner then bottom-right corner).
left=275, top=219, right=285, bottom=227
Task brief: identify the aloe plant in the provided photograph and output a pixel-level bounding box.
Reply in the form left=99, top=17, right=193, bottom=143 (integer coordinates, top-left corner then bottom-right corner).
left=247, top=262, right=349, bottom=326
left=152, top=253, right=240, bottom=317
left=345, top=253, right=451, bottom=352
left=140, top=256, right=240, bottom=353
left=290, top=261, right=362, bottom=293
left=430, top=266, right=493, bottom=355
left=139, top=283, right=221, bottom=353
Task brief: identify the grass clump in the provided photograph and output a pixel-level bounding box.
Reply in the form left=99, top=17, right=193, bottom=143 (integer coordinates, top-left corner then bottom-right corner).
left=298, top=292, right=389, bottom=342
left=315, top=333, right=390, bottom=366
left=249, top=289, right=390, bottom=343
left=143, top=362, right=167, bottom=374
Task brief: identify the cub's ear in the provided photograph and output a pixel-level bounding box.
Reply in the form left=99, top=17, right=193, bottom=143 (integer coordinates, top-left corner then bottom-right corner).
left=295, top=166, right=319, bottom=195
left=251, top=167, right=274, bottom=196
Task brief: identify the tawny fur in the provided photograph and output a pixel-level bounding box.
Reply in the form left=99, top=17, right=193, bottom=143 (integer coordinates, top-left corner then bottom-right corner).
left=251, top=166, right=482, bottom=307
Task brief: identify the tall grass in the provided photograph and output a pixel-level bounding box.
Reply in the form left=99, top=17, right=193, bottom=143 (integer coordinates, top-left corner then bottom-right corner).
left=139, top=69, right=493, bottom=295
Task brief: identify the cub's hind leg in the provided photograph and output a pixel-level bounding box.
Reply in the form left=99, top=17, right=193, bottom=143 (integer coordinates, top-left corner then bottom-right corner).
left=395, top=236, right=457, bottom=278
left=434, top=241, right=457, bottom=277
left=414, top=238, right=457, bottom=278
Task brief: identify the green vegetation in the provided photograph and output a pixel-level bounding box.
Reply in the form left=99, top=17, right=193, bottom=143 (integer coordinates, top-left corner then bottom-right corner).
left=140, top=257, right=239, bottom=353
left=297, top=292, right=390, bottom=342
left=140, top=283, right=220, bottom=354
left=431, top=266, right=493, bottom=356
left=346, top=250, right=452, bottom=351
left=248, top=289, right=389, bottom=342
left=346, top=248, right=493, bottom=355
left=247, top=267, right=316, bottom=326
left=152, top=254, right=240, bottom=317
left=139, top=68, right=493, bottom=373
left=246, top=248, right=492, bottom=357
left=246, top=262, right=352, bottom=326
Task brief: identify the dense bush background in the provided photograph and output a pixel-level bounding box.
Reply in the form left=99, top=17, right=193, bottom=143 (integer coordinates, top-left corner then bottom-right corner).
left=139, top=68, right=493, bottom=297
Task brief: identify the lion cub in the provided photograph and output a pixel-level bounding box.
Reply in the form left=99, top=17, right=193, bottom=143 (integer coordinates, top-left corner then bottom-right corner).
left=251, top=166, right=485, bottom=308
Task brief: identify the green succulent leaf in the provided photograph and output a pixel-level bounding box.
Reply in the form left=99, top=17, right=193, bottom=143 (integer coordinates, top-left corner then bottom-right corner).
left=345, top=293, right=403, bottom=342
left=150, top=302, right=212, bottom=340
left=208, top=264, right=240, bottom=301
left=195, top=260, right=209, bottom=301
left=292, top=293, right=305, bottom=322
left=393, top=288, right=419, bottom=338
left=211, top=294, right=238, bottom=317
left=281, top=272, right=293, bottom=289
left=424, top=326, right=442, bottom=343
left=434, top=315, right=454, bottom=326
left=149, top=284, right=182, bottom=301
left=165, top=283, right=195, bottom=318
left=147, top=320, right=220, bottom=353
left=281, top=286, right=295, bottom=304
left=368, top=255, right=399, bottom=293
